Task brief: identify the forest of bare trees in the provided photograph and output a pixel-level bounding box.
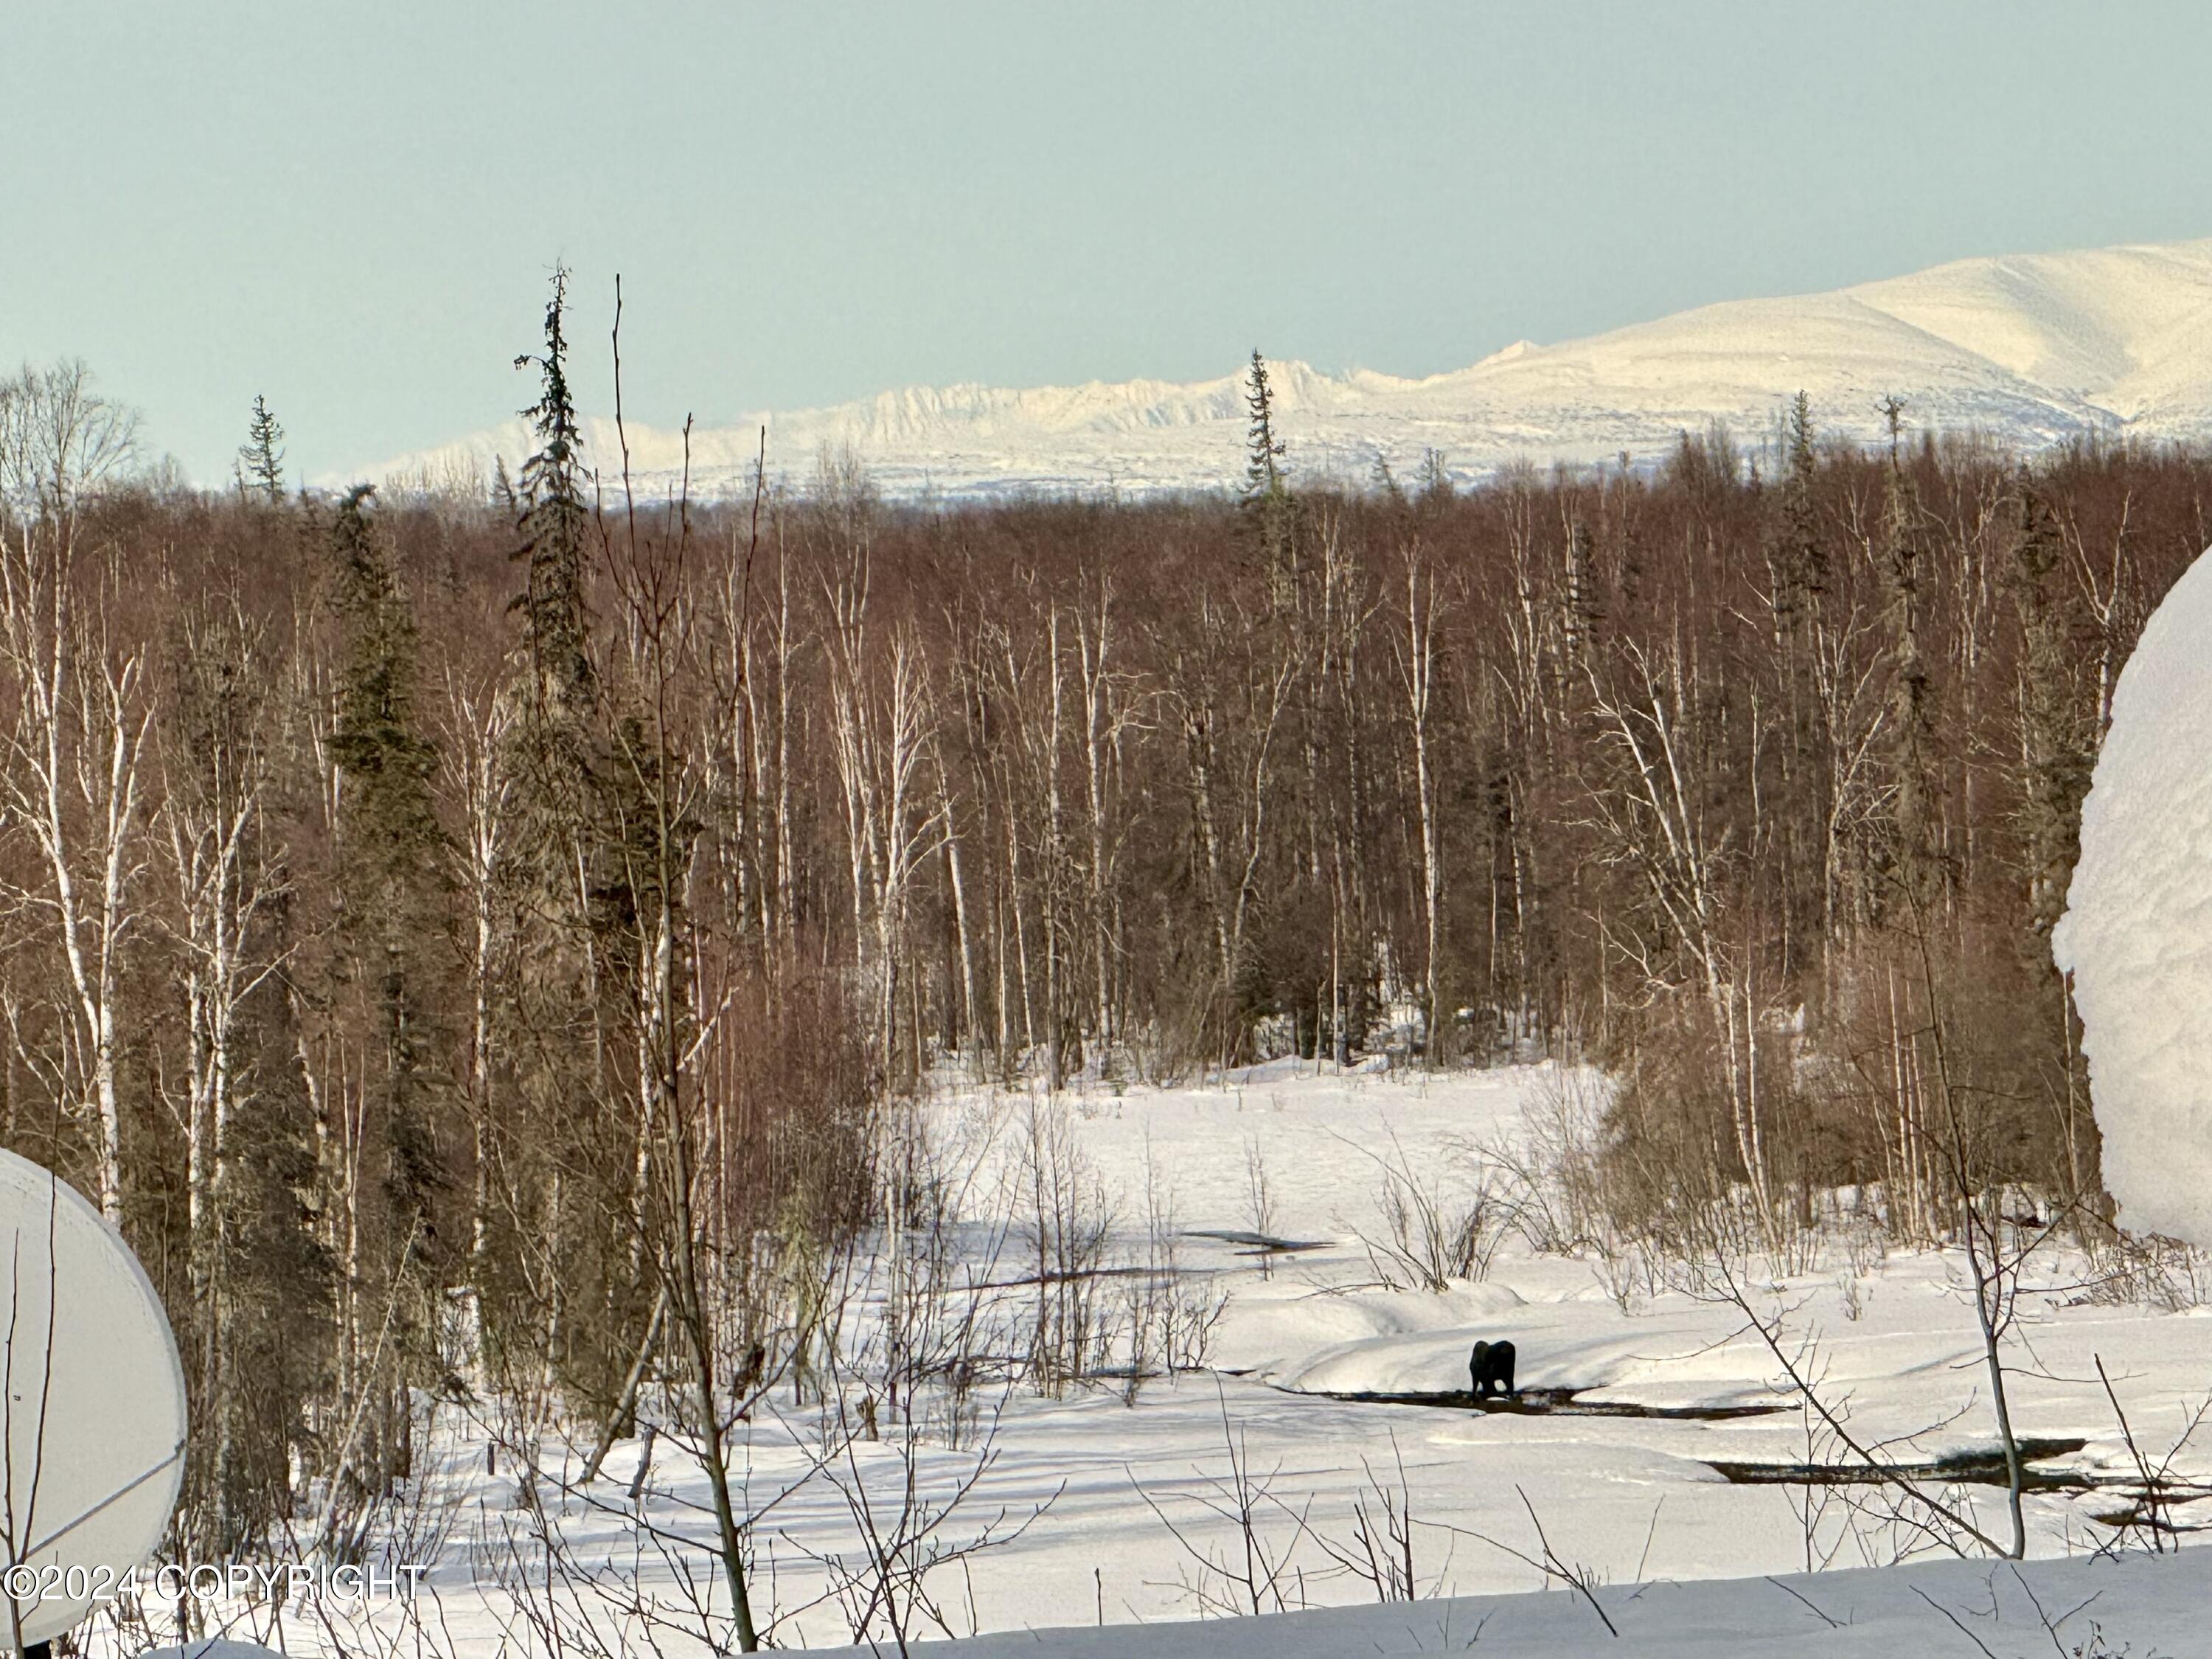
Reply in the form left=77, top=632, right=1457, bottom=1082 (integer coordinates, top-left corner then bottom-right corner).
left=4, top=283, right=2205, bottom=1583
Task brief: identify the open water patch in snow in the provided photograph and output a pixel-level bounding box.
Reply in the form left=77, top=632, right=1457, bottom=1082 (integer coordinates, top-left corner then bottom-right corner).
left=1180, top=1228, right=1331, bottom=1256
left=1279, top=1382, right=1792, bottom=1421
left=1705, top=1436, right=2091, bottom=1489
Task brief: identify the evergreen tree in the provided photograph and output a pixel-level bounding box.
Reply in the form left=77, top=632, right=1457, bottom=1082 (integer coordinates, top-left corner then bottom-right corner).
left=1242, top=348, right=1286, bottom=507
left=496, top=269, right=638, bottom=1417
left=1777, top=390, right=1823, bottom=599
left=512, top=269, right=595, bottom=724
left=2006, top=475, right=2094, bottom=936
left=1242, top=350, right=1295, bottom=609
left=332, top=489, right=438, bottom=846
left=327, top=484, right=446, bottom=1278
left=1764, top=391, right=1832, bottom=966
left=507, top=270, right=602, bottom=897
left=1879, top=405, right=1938, bottom=905
left=1370, top=452, right=1404, bottom=505
left=238, top=394, right=286, bottom=504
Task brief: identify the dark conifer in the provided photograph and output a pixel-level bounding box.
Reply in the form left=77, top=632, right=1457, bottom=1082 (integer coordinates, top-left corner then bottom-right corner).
left=1417, top=447, right=1454, bottom=508
left=327, top=485, right=446, bottom=1262
left=1242, top=349, right=1286, bottom=507
left=1879, top=411, right=1938, bottom=904
left=1765, top=392, right=1830, bottom=965
left=1371, top=453, right=1405, bottom=505
left=513, top=269, right=595, bottom=723
left=238, top=394, right=286, bottom=504
left=2006, top=474, right=2094, bottom=935
left=1242, top=350, right=1295, bottom=608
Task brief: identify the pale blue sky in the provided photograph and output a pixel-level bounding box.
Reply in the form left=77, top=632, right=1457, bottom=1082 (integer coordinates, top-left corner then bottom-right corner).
left=7, top=2, right=2211, bottom=481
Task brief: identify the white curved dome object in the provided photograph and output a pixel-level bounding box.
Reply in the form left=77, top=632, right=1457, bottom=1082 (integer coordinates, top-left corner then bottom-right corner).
left=0, top=1150, right=187, bottom=1648
left=2054, top=545, right=2212, bottom=1249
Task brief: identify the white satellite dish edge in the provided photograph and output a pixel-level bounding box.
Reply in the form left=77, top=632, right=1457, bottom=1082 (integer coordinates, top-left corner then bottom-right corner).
left=1, top=1150, right=189, bottom=1651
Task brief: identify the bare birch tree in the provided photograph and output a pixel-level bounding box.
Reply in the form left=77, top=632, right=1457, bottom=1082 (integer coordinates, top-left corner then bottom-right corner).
left=0, top=362, right=147, bottom=1224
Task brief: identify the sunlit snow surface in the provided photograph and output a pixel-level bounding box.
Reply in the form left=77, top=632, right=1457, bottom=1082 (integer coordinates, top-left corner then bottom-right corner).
left=2056, top=545, right=2212, bottom=1249
left=366, top=237, right=2212, bottom=501
left=94, top=1066, right=2212, bottom=1657
left=131, top=1554, right=2212, bottom=1658
left=804, top=1550, right=2206, bottom=1658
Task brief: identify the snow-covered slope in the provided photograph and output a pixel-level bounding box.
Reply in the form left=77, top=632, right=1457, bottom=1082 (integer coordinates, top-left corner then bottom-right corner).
left=2054, top=535, right=2212, bottom=1248
left=369, top=237, right=2212, bottom=500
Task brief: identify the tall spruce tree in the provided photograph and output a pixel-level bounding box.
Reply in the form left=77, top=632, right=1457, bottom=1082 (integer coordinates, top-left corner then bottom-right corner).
left=1766, top=391, right=1832, bottom=969
left=1242, top=349, right=1295, bottom=608
left=1878, top=401, right=1938, bottom=905
left=238, top=394, right=286, bottom=503
left=498, top=268, right=636, bottom=1416
left=507, top=270, right=603, bottom=906
left=327, top=485, right=448, bottom=1371
left=1242, top=349, right=1286, bottom=506
left=513, top=269, right=595, bottom=727
left=2006, top=475, right=2094, bottom=936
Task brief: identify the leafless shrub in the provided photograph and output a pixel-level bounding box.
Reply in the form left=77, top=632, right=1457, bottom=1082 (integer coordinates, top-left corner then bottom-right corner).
left=1307, top=1433, right=1437, bottom=1603
left=459, top=1366, right=855, bottom=1659
left=1117, top=1135, right=1229, bottom=1402
left=475, top=1442, right=776, bottom=1659
left=1675, top=1249, right=2028, bottom=1562
left=783, top=1377, right=1060, bottom=1655
left=874, top=1091, right=1022, bottom=1447
left=1836, top=1267, right=1868, bottom=1322
left=1013, top=1090, right=1119, bottom=1393
left=1489, top=1068, right=1615, bottom=1255
left=1588, top=1227, right=1662, bottom=1314
left=2088, top=1357, right=2212, bottom=1557
left=1133, top=1383, right=1318, bottom=1618
left=1841, top=1211, right=1890, bottom=1279
left=1438, top=1485, right=1619, bottom=1638
left=1337, top=1127, right=1513, bottom=1292
left=2082, top=1228, right=2212, bottom=1312
left=1242, top=1133, right=1277, bottom=1279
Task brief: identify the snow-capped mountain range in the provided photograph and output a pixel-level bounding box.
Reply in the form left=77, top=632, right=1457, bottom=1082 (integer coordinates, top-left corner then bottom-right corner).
left=370, top=237, right=2212, bottom=500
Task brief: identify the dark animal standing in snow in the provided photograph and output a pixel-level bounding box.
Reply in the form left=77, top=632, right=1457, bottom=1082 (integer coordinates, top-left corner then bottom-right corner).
left=1468, top=1338, right=1517, bottom=1400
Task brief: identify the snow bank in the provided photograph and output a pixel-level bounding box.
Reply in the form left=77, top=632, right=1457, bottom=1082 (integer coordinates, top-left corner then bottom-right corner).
left=801, top=1547, right=2209, bottom=1658
left=2054, top=544, right=2212, bottom=1248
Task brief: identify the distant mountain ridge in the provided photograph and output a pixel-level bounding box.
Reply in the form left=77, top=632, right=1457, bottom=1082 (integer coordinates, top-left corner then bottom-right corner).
left=364, top=237, right=2212, bottom=501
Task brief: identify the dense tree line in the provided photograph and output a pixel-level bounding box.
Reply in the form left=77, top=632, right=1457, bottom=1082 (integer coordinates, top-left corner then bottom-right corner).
left=4, top=310, right=2205, bottom=1557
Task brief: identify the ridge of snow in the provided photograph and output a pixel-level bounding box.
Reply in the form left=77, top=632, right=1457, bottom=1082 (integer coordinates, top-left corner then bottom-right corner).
left=801, top=1548, right=2210, bottom=1658
left=360, top=235, right=2212, bottom=501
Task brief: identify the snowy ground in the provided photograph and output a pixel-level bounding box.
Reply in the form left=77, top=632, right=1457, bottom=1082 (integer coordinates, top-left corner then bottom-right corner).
left=100, top=1062, right=2212, bottom=1655
left=801, top=1548, right=2208, bottom=1658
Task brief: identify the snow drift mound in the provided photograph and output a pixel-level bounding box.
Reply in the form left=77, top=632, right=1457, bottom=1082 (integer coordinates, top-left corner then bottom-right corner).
left=2053, top=545, right=2212, bottom=1248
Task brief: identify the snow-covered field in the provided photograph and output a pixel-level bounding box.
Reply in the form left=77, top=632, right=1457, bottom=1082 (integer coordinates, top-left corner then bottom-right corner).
left=111, top=1062, right=2212, bottom=1656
